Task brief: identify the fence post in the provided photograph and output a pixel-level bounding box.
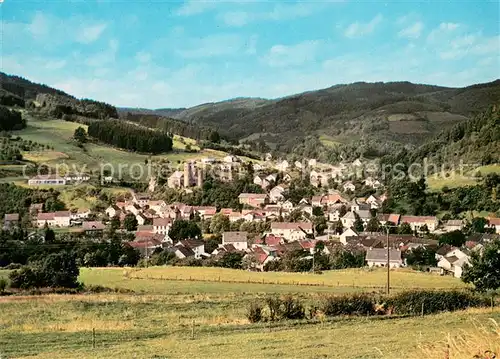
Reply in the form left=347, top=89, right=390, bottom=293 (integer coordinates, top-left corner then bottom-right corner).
left=421, top=301, right=425, bottom=317
left=191, top=319, right=195, bottom=340
left=491, top=296, right=494, bottom=311
left=92, top=328, right=96, bottom=349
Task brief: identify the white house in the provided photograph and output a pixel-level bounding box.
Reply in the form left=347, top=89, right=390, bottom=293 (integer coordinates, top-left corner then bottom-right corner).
left=222, top=231, right=248, bottom=251
left=125, top=203, right=142, bottom=216
left=270, top=222, right=313, bottom=241
left=281, top=200, right=294, bottom=211
left=28, top=175, right=66, bottom=186
left=153, top=217, right=172, bottom=235
left=400, top=216, right=439, bottom=232
left=269, top=184, right=288, bottom=203
left=340, top=228, right=358, bottom=245
left=176, top=240, right=205, bottom=259
left=488, top=218, right=500, bottom=234
left=443, top=219, right=465, bottom=232
left=36, top=211, right=71, bottom=228
left=437, top=248, right=470, bottom=278
left=343, top=181, right=356, bottom=192
left=106, top=205, right=121, bottom=218
left=366, top=248, right=403, bottom=268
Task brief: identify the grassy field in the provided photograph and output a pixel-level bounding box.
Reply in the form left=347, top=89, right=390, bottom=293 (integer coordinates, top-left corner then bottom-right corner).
left=0, top=267, right=496, bottom=358
left=121, top=266, right=467, bottom=291
left=12, top=117, right=240, bottom=180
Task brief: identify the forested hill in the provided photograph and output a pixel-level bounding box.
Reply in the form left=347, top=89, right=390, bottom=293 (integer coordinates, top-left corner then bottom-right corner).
left=154, top=80, right=500, bottom=151
left=0, top=72, right=118, bottom=120
left=401, top=104, right=500, bottom=167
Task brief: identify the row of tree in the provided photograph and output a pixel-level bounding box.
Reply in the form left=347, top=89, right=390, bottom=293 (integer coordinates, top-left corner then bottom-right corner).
left=0, top=106, right=25, bottom=131
left=87, top=120, right=173, bottom=154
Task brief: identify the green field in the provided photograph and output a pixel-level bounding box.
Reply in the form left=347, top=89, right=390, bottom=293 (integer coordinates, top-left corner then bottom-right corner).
left=12, top=117, right=239, bottom=181
left=0, top=266, right=497, bottom=359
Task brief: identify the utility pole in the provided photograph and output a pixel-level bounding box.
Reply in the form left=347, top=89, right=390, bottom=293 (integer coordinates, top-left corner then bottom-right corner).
left=386, top=226, right=390, bottom=294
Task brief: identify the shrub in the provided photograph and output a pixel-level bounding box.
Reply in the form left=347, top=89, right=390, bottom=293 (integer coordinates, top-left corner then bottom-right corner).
left=266, top=296, right=282, bottom=321
left=247, top=302, right=263, bottom=323
left=386, top=290, right=488, bottom=315
left=281, top=295, right=305, bottom=320
left=0, top=278, right=7, bottom=292
left=321, top=294, right=376, bottom=316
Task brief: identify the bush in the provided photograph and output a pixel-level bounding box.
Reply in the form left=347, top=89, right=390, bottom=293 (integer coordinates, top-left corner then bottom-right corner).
left=321, top=294, right=376, bottom=316
left=247, top=302, right=263, bottom=323
left=281, top=295, right=305, bottom=320
left=386, top=290, right=488, bottom=315
left=3, top=263, right=22, bottom=270
left=0, top=278, right=7, bottom=292
left=266, top=296, right=282, bottom=321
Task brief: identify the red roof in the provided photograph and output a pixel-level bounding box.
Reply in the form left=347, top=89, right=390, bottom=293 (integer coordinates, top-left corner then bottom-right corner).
left=265, top=234, right=283, bottom=246
left=388, top=214, right=401, bottom=224
left=488, top=217, right=500, bottom=226
left=299, top=240, right=316, bottom=249
left=153, top=217, right=171, bottom=226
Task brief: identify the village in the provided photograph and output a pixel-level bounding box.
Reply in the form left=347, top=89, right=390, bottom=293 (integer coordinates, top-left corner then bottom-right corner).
left=5, top=154, right=500, bottom=278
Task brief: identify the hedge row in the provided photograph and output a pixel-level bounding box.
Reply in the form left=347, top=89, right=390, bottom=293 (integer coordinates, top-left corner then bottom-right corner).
left=248, top=290, right=490, bottom=322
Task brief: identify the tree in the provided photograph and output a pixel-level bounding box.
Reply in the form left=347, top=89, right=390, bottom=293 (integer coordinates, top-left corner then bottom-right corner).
left=218, top=252, right=244, bottom=269
left=312, top=206, right=324, bottom=217
left=331, top=219, right=344, bottom=234
left=205, top=236, right=222, bottom=254
left=73, top=127, right=87, bottom=143
left=353, top=213, right=364, bottom=233
left=169, top=220, right=202, bottom=241
left=462, top=239, right=500, bottom=292
left=398, top=222, right=413, bottom=234
left=365, top=217, right=381, bottom=232
left=209, top=213, right=230, bottom=235
left=44, top=227, right=56, bottom=243
left=314, top=216, right=328, bottom=236
left=405, top=247, right=437, bottom=267
left=110, top=215, right=121, bottom=230
left=209, top=131, right=220, bottom=144
left=123, top=213, right=138, bottom=231
left=439, top=230, right=466, bottom=247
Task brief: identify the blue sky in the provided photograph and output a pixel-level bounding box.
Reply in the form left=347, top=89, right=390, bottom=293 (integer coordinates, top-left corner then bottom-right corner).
left=1, top=0, right=499, bottom=108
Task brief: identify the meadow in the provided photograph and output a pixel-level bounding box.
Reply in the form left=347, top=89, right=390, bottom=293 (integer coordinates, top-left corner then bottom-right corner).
left=12, top=116, right=243, bottom=180
left=0, top=266, right=497, bottom=359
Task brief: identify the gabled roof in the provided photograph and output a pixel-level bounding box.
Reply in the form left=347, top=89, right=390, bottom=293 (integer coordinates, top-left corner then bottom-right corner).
left=178, top=239, right=204, bottom=249
left=238, top=193, right=268, bottom=199
left=223, top=231, right=248, bottom=243
left=37, top=213, right=55, bottom=221
left=175, top=245, right=195, bottom=257
left=400, top=215, right=437, bottom=224
left=4, top=213, right=19, bottom=221
left=365, top=248, right=402, bottom=262
left=153, top=217, right=172, bottom=227
left=271, top=222, right=313, bottom=230
left=488, top=217, right=500, bottom=226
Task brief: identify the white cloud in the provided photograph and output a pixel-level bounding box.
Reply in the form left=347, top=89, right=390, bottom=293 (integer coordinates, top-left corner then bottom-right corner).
left=45, top=59, right=67, bottom=70
left=344, top=14, right=383, bottom=38
left=220, top=2, right=340, bottom=27
left=175, top=1, right=217, bottom=16
left=398, top=22, right=424, bottom=39
left=438, top=33, right=499, bottom=60
left=245, top=35, right=258, bottom=55
left=135, top=51, right=152, bottom=63
left=27, top=12, right=50, bottom=39
left=76, top=23, right=107, bottom=44
left=439, top=22, right=459, bottom=31
left=176, top=34, right=244, bottom=58
left=86, top=39, right=119, bottom=67
left=427, top=22, right=461, bottom=42
left=262, top=40, right=321, bottom=67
